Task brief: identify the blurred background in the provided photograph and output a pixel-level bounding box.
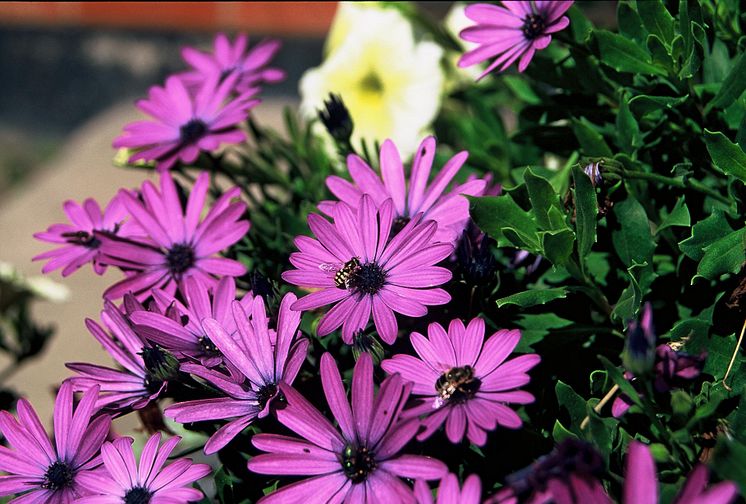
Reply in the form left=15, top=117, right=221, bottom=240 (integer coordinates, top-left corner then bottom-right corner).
left=0, top=1, right=616, bottom=422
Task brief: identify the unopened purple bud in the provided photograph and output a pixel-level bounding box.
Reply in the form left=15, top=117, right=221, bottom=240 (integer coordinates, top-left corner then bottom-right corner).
left=623, top=303, right=656, bottom=376
left=583, top=162, right=603, bottom=187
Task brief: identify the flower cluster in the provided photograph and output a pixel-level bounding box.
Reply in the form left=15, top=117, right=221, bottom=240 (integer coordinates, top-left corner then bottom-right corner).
left=17, top=1, right=746, bottom=502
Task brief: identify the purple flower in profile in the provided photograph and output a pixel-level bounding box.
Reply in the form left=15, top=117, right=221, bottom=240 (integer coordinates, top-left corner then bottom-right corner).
left=75, top=433, right=211, bottom=503
left=622, top=441, right=738, bottom=504
left=319, top=137, right=486, bottom=244
left=489, top=439, right=609, bottom=504
left=33, top=194, right=135, bottom=277
left=283, top=194, right=452, bottom=344
left=382, top=318, right=539, bottom=445
left=166, top=293, right=308, bottom=454
left=459, top=1, right=573, bottom=78
left=0, top=383, right=111, bottom=502
left=99, top=171, right=249, bottom=301
left=131, top=276, right=253, bottom=367
left=248, top=353, right=448, bottom=503
left=66, top=301, right=168, bottom=413
left=113, top=74, right=259, bottom=171
left=180, top=32, right=286, bottom=94
left=414, top=473, right=482, bottom=504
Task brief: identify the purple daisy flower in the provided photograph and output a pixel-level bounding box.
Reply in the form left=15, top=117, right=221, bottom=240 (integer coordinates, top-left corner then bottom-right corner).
left=319, top=136, right=485, bottom=244
left=99, top=171, right=249, bottom=301
left=75, top=433, right=211, bottom=504
left=166, top=293, right=308, bottom=454
left=180, top=32, right=286, bottom=94
left=622, top=441, right=738, bottom=504
left=113, top=74, right=259, bottom=171
left=131, top=276, right=253, bottom=368
left=459, top=1, right=573, bottom=78
left=0, top=382, right=111, bottom=502
left=283, top=194, right=453, bottom=344
left=33, top=194, right=136, bottom=277
left=66, top=301, right=168, bottom=413
left=248, top=352, right=448, bottom=503
left=414, top=473, right=482, bottom=504
left=382, top=317, right=539, bottom=445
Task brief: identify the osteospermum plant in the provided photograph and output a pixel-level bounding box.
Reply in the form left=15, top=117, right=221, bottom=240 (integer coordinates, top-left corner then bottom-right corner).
left=11, top=1, right=746, bottom=503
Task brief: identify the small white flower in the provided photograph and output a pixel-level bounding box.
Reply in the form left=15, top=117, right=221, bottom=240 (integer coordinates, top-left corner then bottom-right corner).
left=300, top=2, right=444, bottom=160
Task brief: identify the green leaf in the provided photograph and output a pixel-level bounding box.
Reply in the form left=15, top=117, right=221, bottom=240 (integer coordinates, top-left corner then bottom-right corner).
left=515, top=313, right=574, bottom=352
left=572, top=165, right=598, bottom=264
left=710, top=439, right=746, bottom=493
left=706, top=52, right=746, bottom=112
left=525, top=169, right=564, bottom=231
left=612, top=197, right=655, bottom=267
left=679, top=210, right=734, bottom=261
left=637, top=0, right=675, bottom=45
left=617, top=2, right=647, bottom=44
left=503, top=76, right=540, bottom=105
left=694, top=227, right=746, bottom=281
left=572, top=118, right=612, bottom=157
left=595, top=30, right=668, bottom=76
left=616, top=94, right=643, bottom=152
left=496, top=287, right=569, bottom=308
left=542, top=229, right=575, bottom=267
left=556, top=381, right=587, bottom=433
left=567, top=5, right=593, bottom=43
left=598, top=355, right=641, bottom=406
left=656, top=197, right=690, bottom=234
left=611, top=261, right=646, bottom=322
left=469, top=195, right=540, bottom=251
left=704, top=129, right=746, bottom=182
left=628, top=94, right=689, bottom=117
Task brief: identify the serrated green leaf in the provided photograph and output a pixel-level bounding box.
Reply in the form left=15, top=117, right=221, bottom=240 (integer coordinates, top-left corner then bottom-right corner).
left=694, top=227, right=746, bottom=281
left=572, top=118, right=612, bottom=157
left=637, top=0, right=675, bottom=45
left=595, top=30, right=668, bottom=76
left=515, top=313, right=574, bottom=351
left=706, top=52, right=746, bottom=112
left=611, top=261, right=647, bottom=322
left=656, top=197, right=690, bottom=234
left=567, top=4, right=593, bottom=43
left=704, top=129, right=746, bottom=182
left=612, top=197, right=655, bottom=267
left=617, top=2, right=647, bottom=44
left=572, top=165, right=598, bottom=265
left=556, top=381, right=587, bottom=434
left=616, top=93, right=643, bottom=152
left=598, top=355, right=642, bottom=406
left=496, top=287, right=569, bottom=308
left=525, top=169, right=563, bottom=230
left=628, top=94, right=689, bottom=117
left=542, top=229, right=575, bottom=267
left=679, top=210, right=734, bottom=260
left=469, top=195, right=541, bottom=251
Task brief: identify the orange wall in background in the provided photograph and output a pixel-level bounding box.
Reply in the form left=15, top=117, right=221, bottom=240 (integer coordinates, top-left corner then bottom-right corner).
left=0, top=2, right=337, bottom=35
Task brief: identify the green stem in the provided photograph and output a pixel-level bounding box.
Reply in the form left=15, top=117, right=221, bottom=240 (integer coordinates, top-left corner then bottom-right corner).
left=606, top=169, right=731, bottom=205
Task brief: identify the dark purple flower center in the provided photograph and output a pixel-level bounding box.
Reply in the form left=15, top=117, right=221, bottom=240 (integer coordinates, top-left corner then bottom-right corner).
left=166, top=243, right=196, bottom=276
left=391, top=216, right=410, bottom=237
left=342, top=445, right=376, bottom=483
left=436, top=365, right=481, bottom=404
left=522, top=13, right=546, bottom=40
left=257, top=382, right=278, bottom=409
left=61, top=230, right=101, bottom=249
left=179, top=119, right=208, bottom=145
left=198, top=335, right=220, bottom=357
left=42, top=461, right=74, bottom=491
left=124, top=486, right=153, bottom=504
left=347, top=262, right=387, bottom=295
